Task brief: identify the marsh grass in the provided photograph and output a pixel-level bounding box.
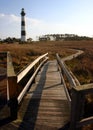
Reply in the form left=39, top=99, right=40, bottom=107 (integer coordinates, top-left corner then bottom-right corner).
left=0, top=41, right=93, bottom=129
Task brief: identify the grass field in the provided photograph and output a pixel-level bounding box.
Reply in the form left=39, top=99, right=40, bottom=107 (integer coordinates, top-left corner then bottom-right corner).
left=0, top=40, right=93, bottom=130
left=0, top=41, right=76, bottom=73
left=0, top=40, right=93, bottom=81
left=0, top=40, right=93, bottom=74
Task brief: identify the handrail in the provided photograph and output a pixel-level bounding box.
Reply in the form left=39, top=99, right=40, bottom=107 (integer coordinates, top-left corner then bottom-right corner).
left=70, top=84, right=93, bottom=130
left=56, top=53, right=93, bottom=130
left=73, top=83, right=93, bottom=94
left=77, top=116, right=93, bottom=127
left=17, top=53, right=48, bottom=83
left=7, top=52, right=17, bottom=100
left=56, top=53, right=71, bottom=105
left=56, top=54, right=77, bottom=88
left=17, top=56, right=48, bottom=104
left=17, top=53, right=48, bottom=103
left=6, top=52, right=48, bottom=119
left=7, top=52, right=16, bottom=77
left=7, top=52, right=18, bottom=119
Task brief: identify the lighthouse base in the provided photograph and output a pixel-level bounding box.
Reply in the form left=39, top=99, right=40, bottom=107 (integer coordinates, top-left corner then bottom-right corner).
left=21, top=36, right=26, bottom=42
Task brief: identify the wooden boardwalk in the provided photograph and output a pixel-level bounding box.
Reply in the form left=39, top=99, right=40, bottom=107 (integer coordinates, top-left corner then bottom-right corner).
left=0, top=60, right=70, bottom=130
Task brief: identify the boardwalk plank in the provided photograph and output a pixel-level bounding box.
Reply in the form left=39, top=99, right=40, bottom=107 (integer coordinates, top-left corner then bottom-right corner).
left=0, top=60, right=70, bottom=130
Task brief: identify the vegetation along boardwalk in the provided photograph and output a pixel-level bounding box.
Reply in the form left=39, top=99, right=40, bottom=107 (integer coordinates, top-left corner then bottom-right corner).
left=0, top=60, right=70, bottom=130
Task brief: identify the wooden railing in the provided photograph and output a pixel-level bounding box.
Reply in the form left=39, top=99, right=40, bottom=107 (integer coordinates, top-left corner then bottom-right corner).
left=56, top=53, right=77, bottom=105
left=2, top=51, right=93, bottom=129
left=7, top=52, right=18, bottom=100
left=56, top=53, right=93, bottom=130
left=17, top=53, right=48, bottom=104
left=7, top=52, right=48, bottom=119
left=70, top=84, right=93, bottom=130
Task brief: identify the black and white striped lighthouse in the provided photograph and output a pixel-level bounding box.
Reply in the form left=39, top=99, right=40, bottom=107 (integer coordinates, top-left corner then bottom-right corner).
left=21, top=8, right=26, bottom=42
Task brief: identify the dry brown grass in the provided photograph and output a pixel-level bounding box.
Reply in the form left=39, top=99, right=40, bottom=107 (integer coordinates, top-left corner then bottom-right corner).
left=0, top=41, right=75, bottom=73
left=1, top=40, right=93, bottom=83
left=0, top=40, right=93, bottom=129
left=0, top=40, right=93, bottom=75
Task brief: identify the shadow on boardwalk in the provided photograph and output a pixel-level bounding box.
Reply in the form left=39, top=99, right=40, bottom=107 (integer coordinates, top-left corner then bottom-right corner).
left=0, top=117, right=13, bottom=126
left=58, top=122, right=70, bottom=130
left=18, top=62, right=49, bottom=130
left=0, top=101, right=12, bottom=127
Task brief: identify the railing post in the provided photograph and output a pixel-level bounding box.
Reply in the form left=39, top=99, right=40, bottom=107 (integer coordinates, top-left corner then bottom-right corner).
left=8, top=76, right=18, bottom=120
left=7, top=52, right=18, bottom=119
left=69, top=88, right=85, bottom=130
left=9, top=97, right=18, bottom=120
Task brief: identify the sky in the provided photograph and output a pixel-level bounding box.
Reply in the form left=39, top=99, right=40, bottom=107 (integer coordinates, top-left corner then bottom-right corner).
left=0, top=0, right=93, bottom=40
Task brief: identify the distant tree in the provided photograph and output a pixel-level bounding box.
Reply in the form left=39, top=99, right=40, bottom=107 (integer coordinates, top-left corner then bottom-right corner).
left=27, top=38, right=33, bottom=43
left=39, top=36, right=50, bottom=41
left=3, top=37, right=20, bottom=43
left=38, top=34, right=92, bottom=41
left=3, top=37, right=12, bottom=43
left=0, top=38, right=2, bottom=44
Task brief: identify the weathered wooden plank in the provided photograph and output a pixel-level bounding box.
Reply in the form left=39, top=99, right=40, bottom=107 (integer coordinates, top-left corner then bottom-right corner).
left=17, top=60, right=70, bottom=129
left=0, top=60, right=70, bottom=130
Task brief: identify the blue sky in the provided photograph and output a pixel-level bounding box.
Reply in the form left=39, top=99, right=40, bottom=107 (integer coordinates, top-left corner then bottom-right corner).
left=0, top=0, right=93, bottom=40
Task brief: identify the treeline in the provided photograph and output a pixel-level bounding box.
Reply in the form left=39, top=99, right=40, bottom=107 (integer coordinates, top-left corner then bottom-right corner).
left=0, top=37, right=20, bottom=43
left=0, top=37, right=33, bottom=43
left=0, top=34, right=92, bottom=43
left=39, top=34, right=92, bottom=41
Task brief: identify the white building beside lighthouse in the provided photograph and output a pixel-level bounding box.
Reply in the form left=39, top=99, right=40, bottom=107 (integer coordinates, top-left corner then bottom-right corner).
left=21, top=8, right=26, bottom=42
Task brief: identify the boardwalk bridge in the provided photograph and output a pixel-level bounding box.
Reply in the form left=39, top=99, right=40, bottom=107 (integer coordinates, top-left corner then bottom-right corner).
left=0, top=51, right=93, bottom=130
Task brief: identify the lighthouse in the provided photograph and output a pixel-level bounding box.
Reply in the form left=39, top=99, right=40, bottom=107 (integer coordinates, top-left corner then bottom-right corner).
left=21, top=8, right=26, bottom=42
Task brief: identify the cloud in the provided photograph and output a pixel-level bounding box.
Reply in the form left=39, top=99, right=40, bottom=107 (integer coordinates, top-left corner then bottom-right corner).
left=0, top=13, right=43, bottom=39
left=0, top=13, right=20, bottom=25
left=10, top=14, right=20, bottom=22
left=26, top=17, right=42, bottom=27
left=0, top=13, right=93, bottom=40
